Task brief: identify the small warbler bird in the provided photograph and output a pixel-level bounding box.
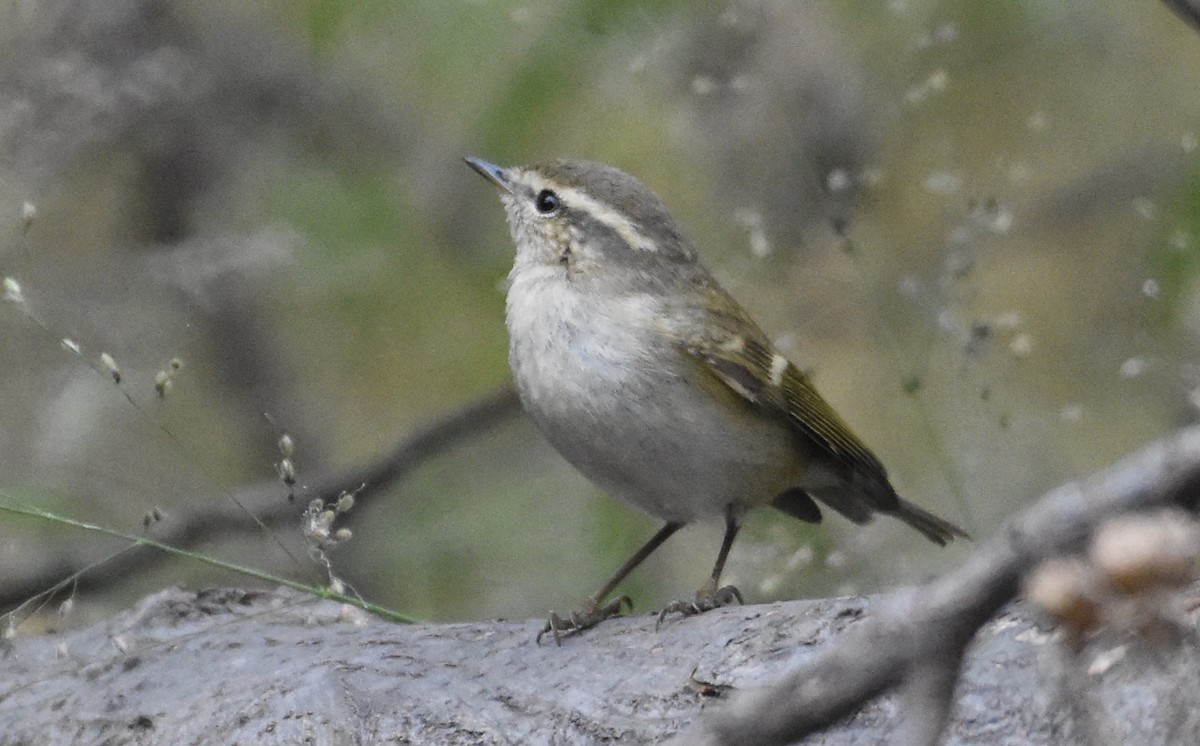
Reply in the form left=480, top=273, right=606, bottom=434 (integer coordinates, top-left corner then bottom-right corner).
left=466, top=157, right=968, bottom=642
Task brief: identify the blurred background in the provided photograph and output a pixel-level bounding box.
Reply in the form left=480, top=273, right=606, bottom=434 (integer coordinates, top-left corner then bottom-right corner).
left=2, top=0, right=1200, bottom=628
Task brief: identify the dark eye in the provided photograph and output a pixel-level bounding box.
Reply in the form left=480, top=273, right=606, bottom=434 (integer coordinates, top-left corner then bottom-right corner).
left=534, top=189, right=560, bottom=214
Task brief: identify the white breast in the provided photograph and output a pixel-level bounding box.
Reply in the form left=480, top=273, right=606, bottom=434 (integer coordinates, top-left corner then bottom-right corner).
left=505, top=265, right=802, bottom=523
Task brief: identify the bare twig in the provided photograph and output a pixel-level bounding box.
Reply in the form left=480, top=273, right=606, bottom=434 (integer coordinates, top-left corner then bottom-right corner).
left=0, top=385, right=521, bottom=612
left=680, top=426, right=1200, bottom=746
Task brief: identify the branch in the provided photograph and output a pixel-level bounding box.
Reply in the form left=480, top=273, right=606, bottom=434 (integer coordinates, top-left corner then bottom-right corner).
left=0, top=386, right=521, bottom=611
left=3, top=569, right=1200, bottom=742
left=680, top=425, right=1200, bottom=746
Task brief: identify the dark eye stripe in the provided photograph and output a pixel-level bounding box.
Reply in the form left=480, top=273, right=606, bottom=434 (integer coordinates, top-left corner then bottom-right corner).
left=535, top=189, right=560, bottom=214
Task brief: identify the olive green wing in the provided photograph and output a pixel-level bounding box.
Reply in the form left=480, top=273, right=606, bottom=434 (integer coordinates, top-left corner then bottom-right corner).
left=679, top=295, right=968, bottom=544
left=682, top=318, right=890, bottom=491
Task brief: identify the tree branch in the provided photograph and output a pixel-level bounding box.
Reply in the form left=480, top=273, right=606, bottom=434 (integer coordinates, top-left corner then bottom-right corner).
left=680, top=425, right=1200, bottom=746
left=0, top=385, right=521, bottom=612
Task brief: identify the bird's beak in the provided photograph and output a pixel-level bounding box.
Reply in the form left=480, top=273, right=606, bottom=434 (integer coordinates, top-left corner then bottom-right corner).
left=464, top=157, right=512, bottom=193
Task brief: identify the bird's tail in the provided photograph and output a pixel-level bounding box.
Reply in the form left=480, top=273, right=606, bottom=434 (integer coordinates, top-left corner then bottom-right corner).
left=889, top=497, right=970, bottom=546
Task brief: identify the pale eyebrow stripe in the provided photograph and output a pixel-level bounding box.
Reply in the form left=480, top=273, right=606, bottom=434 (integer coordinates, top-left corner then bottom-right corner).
left=524, top=171, right=659, bottom=253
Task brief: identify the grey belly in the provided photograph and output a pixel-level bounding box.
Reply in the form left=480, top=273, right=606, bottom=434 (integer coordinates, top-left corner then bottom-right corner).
left=519, top=370, right=803, bottom=523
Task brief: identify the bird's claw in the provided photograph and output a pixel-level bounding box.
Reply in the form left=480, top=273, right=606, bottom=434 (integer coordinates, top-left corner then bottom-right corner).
left=656, top=584, right=743, bottom=630
left=536, top=595, right=632, bottom=645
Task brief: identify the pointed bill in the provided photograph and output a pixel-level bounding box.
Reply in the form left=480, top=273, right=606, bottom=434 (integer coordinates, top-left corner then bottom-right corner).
left=464, top=157, right=513, bottom=193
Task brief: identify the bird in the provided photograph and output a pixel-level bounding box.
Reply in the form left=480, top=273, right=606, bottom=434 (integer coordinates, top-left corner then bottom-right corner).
left=465, top=157, right=968, bottom=642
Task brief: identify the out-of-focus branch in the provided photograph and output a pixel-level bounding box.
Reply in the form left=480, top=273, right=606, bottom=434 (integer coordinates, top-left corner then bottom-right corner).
left=681, top=426, right=1200, bottom=746
left=0, top=386, right=522, bottom=612
left=1162, top=0, right=1200, bottom=31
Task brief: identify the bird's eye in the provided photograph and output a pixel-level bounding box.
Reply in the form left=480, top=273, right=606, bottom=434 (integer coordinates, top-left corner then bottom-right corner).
left=534, top=189, right=560, bottom=214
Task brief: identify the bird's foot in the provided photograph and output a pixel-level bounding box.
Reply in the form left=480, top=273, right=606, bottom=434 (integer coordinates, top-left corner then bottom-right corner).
left=536, top=595, right=632, bottom=645
left=656, top=584, right=744, bottom=630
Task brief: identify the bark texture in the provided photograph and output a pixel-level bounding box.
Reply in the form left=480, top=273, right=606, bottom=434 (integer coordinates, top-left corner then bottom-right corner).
left=2, top=586, right=1197, bottom=745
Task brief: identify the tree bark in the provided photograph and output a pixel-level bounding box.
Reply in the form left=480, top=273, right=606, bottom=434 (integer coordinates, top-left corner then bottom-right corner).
left=2, top=585, right=1197, bottom=745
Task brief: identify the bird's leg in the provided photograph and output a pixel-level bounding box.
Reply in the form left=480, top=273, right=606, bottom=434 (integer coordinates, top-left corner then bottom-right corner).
left=657, top=506, right=744, bottom=629
left=538, top=521, right=683, bottom=645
